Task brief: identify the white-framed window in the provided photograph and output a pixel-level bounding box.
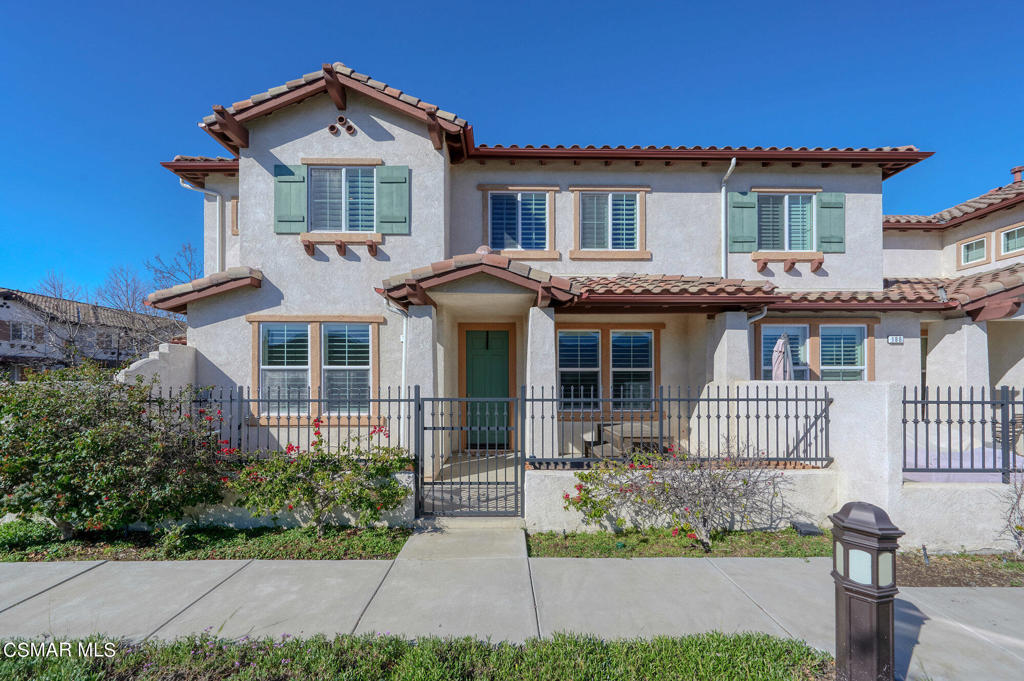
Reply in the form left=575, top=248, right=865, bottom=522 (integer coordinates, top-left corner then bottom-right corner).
left=580, top=192, right=639, bottom=250
left=961, top=237, right=987, bottom=265
left=760, top=324, right=811, bottom=380
left=610, top=330, right=653, bottom=410
left=489, top=191, right=548, bottom=250
left=259, top=322, right=310, bottom=415
left=10, top=322, right=39, bottom=343
left=308, top=166, right=375, bottom=233
left=757, top=193, right=815, bottom=251
left=557, top=330, right=600, bottom=409
left=819, top=325, right=867, bottom=381
left=322, top=323, right=371, bottom=415
left=1001, top=225, right=1024, bottom=256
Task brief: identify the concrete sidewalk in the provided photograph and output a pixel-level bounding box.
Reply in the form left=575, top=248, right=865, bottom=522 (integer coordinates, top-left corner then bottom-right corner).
left=0, top=529, right=1022, bottom=681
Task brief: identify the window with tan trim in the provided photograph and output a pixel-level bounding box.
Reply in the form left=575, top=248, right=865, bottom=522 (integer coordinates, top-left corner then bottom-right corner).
left=956, top=234, right=991, bottom=270
left=997, top=222, right=1024, bottom=260
left=246, top=314, right=383, bottom=423
left=477, top=184, right=559, bottom=259
left=754, top=318, right=877, bottom=381
left=570, top=186, right=650, bottom=260
left=555, top=322, right=662, bottom=412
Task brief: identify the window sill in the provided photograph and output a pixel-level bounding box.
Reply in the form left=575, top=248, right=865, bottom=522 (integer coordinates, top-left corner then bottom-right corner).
left=569, top=249, right=652, bottom=261
left=301, top=232, right=383, bottom=244
left=497, top=249, right=561, bottom=261
left=750, top=251, right=824, bottom=273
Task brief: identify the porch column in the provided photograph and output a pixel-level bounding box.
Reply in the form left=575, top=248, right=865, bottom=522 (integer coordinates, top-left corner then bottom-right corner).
left=925, top=316, right=989, bottom=389
left=708, top=310, right=751, bottom=383
left=525, top=306, right=557, bottom=459
left=405, top=305, right=439, bottom=476
left=875, top=312, right=922, bottom=388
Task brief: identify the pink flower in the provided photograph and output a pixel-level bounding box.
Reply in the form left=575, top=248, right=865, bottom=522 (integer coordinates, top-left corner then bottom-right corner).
left=687, top=532, right=697, bottom=540
left=671, top=528, right=679, bottom=537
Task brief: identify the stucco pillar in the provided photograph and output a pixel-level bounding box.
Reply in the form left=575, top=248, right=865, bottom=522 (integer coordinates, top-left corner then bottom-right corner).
left=405, top=305, right=439, bottom=476
left=925, top=317, right=989, bottom=389
left=874, top=313, right=922, bottom=389
left=709, top=310, right=751, bottom=383
left=525, top=306, right=557, bottom=458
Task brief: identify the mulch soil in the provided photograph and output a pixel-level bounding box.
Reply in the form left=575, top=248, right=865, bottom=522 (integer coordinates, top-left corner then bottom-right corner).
left=897, top=552, right=1024, bottom=587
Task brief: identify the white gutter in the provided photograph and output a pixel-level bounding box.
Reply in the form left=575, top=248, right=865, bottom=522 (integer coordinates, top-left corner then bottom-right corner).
left=179, top=178, right=225, bottom=272
left=720, top=157, right=737, bottom=278
left=384, top=299, right=410, bottom=443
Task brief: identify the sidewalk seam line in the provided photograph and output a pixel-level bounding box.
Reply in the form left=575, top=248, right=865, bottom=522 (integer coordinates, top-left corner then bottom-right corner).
left=903, top=589, right=1024, bottom=664
left=0, top=560, right=108, bottom=616
left=144, top=559, right=254, bottom=642
left=527, top=556, right=542, bottom=638
left=704, top=558, right=794, bottom=638
left=350, top=558, right=397, bottom=635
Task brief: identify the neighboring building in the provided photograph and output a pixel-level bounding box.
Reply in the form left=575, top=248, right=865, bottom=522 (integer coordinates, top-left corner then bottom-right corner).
left=141, top=60, right=1024, bottom=405
left=0, top=288, right=185, bottom=380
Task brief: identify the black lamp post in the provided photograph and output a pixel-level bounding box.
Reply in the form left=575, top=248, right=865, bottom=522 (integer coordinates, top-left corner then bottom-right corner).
left=830, top=501, right=904, bottom=681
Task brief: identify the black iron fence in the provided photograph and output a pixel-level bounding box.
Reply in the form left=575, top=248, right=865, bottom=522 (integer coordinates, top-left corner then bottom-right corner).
left=902, top=386, right=1024, bottom=483
left=145, top=384, right=833, bottom=516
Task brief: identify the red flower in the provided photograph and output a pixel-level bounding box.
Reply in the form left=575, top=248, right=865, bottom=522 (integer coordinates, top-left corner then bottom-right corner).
left=288, top=504, right=293, bottom=511
left=628, top=462, right=636, bottom=469
left=684, top=507, right=690, bottom=513
left=103, top=496, right=109, bottom=501
left=671, top=528, right=680, bottom=537
left=140, top=409, right=146, bottom=415
left=686, top=532, right=697, bottom=540
left=563, top=493, right=570, bottom=500
left=216, top=410, right=222, bottom=416
left=205, top=416, right=214, bottom=421
left=574, top=483, right=583, bottom=492
left=219, top=440, right=230, bottom=445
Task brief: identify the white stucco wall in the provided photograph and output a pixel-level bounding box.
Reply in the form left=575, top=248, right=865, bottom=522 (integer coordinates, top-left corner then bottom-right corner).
left=117, top=342, right=197, bottom=387
left=987, top=320, right=1024, bottom=387
left=924, top=317, right=990, bottom=388
left=201, top=176, right=241, bottom=276
left=939, top=203, right=1024, bottom=276
left=882, top=231, right=943, bottom=277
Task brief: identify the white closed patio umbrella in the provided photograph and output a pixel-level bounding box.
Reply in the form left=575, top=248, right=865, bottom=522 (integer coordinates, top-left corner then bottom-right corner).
left=771, top=333, right=793, bottom=381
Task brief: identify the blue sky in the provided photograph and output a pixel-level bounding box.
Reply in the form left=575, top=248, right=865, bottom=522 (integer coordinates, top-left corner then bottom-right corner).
left=1, top=1, right=1021, bottom=294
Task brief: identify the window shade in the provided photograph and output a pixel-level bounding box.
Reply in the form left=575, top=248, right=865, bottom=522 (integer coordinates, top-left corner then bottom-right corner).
left=309, top=167, right=345, bottom=231
left=820, top=327, right=865, bottom=368
left=611, top=194, right=638, bottom=250
left=760, top=326, right=808, bottom=369
left=558, top=331, right=600, bottom=368
left=323, top=323, right=370, bottom=367
left=611, top=331, right=652, bottom=368
left=490, top=194, right=518, bottom=249
left=346, top=167, right=375, bottom=232
left=757, top=194, right=784, bottom=250
left=788, top=195, right=813, bottom=250
left=262, top=324, right=308, bottom=366
left=519, top=193, right=547, bottom=250
left=580, top=194, right=608, bottom=249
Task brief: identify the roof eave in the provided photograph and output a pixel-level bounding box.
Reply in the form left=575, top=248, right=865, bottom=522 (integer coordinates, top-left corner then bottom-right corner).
left=883, top=193, right=1024, bottom=232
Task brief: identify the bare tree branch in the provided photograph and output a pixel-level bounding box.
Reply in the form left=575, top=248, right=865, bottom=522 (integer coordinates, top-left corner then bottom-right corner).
left=95, top=266, right=184, bottom=358
left=35, top=271, right=90, bottom=366
left=145, top=243, right=202, bottom=291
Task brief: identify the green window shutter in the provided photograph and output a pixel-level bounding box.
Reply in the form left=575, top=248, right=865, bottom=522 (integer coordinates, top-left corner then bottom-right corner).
left=376, top=165, right=411, bottom=234
left=274, top=165, right=307, bottom=234
left=727, top=191, right=758, bottom=253
left=816, top=192, right=846, bottom=253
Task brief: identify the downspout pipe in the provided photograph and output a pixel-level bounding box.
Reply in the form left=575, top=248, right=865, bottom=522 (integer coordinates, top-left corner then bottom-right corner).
left=384, top=299, right=410, bottom=443
left=720, top=157, right=737, bottom=278
left=178, top=178, right=225, bottom=272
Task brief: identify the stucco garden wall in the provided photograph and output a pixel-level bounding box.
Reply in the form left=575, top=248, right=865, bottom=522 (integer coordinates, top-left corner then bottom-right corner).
left=117, top=342, right=197, bottom=386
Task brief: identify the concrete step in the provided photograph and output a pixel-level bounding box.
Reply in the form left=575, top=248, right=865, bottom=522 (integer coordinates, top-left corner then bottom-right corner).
left=412, top=516, right=525, bottom=531
left=399, top=526, right=526, bottom=560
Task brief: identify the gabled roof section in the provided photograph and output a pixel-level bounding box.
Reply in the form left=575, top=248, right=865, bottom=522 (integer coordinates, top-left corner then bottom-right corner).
left=160, top=155, right=239, bottom=188
left=147, top=267, right=263, bottom=314
left=0, top=289, right=185, bottom=333
left=884, top=179, right=1024, bottom=231
left=199, top=62, right=470, bottom=160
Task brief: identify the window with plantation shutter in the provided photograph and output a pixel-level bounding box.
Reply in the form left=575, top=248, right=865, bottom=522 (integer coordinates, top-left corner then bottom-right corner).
left=757, top=193, right=815, bottom=251
left=610, top=330, right=653, bottom=410
left=488, top=191, right=548, bottom=250
left=579, top=192, right=639, bottom=250
left=819, top=326, right=866, bottom=381
left=259, top=323, right=310, bottom=415
left=322, top=323, right=371, bottom=414
left=309, top=167, right=375, bottom=232
left=760, top=325, right=810, bottom=380
left=558, top=330, right=600, bottom=410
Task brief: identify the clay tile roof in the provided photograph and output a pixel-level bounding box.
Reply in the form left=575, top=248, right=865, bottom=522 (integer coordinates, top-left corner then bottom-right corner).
left=0, top=289, right=186, bottom=334
left=569, top=274, right=776, bottom=297
left=200, top=61, right=467, bottom=130
left=379, top=249, right=575, bottom=295
left=884, top=181, right=1024, bottom=229
left=170, top=155, right=236, bottom=162
left=147, top=267, right=263, bottom=313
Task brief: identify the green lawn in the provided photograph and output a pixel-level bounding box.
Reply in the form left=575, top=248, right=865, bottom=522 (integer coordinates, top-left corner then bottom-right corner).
left=0, top=633, right=833, bottom=681
left=0, top=520, right=410, bottom=561
left=527, top=528, right=833, bottom=558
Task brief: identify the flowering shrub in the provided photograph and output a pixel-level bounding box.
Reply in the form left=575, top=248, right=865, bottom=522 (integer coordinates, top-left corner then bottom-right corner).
left=0, top=364, right=230, bottom=539
left=563, top=450, right=786, bottom=552
left=226, top=421, right=411, bottom=535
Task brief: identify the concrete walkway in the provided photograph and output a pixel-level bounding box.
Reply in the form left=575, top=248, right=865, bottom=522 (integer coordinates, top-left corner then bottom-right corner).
left=0, top=529, right=1022, bottom=681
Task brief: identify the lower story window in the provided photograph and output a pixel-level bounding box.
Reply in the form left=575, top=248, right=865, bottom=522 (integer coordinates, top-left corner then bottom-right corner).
left=322, top=323, right=371, bottom=414
left=557, top=330, right=600, bottom=409
left=610, top=331, right=653, bottom=410
left=820, top=325, right=867, bottom=381
left=760, top=325, right=811, bottom=380
left=259, top=322, right=310, bottom=415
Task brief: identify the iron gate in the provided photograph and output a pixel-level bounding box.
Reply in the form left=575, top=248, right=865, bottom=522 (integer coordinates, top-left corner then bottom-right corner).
left=415, top=392, right=523, bottom=517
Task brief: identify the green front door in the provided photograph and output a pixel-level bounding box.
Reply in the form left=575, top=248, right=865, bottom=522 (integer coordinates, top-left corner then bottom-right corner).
left=465, top=330, right=510, bottom=448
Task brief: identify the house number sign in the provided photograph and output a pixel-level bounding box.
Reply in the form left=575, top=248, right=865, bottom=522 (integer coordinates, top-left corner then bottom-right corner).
left=886, top=335, right=904, bottom=345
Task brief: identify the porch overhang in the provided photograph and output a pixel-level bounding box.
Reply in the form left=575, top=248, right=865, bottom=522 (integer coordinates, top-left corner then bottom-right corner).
left=147, top=267, right=263, bottom=314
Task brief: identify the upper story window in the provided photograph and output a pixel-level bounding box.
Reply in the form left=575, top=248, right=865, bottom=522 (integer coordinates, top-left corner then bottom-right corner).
left=957, top=234, right=990, bottom=269
left=1000, top=225, right=1024, bottom=257
left=259, top=322, right=310, bottom=415
left=758, top=193, right=814, bottom=251
left=10, top=322, right=41, bottom=343
left=489, top=191, right=549, bottom=250
left=580, top=193, right=639, bottom=250
left=308, top=166, right=375, bottom=233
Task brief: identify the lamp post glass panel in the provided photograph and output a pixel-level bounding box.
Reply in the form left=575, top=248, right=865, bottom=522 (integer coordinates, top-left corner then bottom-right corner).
left=830, top=502, right=904, bottom=681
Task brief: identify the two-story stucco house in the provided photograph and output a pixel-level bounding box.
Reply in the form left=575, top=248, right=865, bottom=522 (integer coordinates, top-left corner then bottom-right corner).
left=142, top=61, right=1024, bottom=408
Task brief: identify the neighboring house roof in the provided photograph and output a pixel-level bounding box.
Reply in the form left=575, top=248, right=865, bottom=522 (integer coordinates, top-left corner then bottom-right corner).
left=177, top=61, right=932, bottom=176
left=146, top=267, right=263, bottom=314
left=884, top=176, right=1024, bottom=230
left=0, top=288, right=184, bottom=333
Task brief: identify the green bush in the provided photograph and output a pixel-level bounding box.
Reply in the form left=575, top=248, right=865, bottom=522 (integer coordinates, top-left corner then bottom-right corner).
left=0, top=519, right=60, bottom=550
left=0, top=364, right=230, bottom=539
left=227, top=420, right=412, bottom=535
